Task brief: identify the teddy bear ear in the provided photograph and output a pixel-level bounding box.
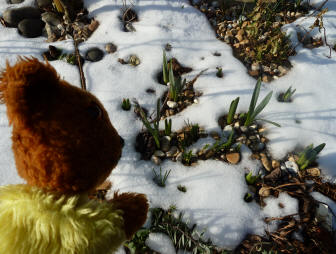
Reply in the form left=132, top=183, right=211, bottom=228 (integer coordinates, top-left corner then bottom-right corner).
left=0, top=57, right=60, bottom=125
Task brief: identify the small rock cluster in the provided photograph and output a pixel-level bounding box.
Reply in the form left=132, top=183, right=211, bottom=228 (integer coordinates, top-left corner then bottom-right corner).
left=2, top=0, right=98, bottom=42
left=191, top=0, right=311, bottom=82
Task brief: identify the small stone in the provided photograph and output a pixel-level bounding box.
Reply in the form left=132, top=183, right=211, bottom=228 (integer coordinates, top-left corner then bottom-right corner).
left=278, top=65, right=289, bottom=76
left=193, top=98, right=199, bottom=104
left=258, top=127, right=266, bottom=133
left=288, top=155, right=298, bottom=162
left=41, top=12, right=61, bottom=26
left=161, top=136, right=171, bottom=152
left=264, top=167, right=282, bottom=181
left=166, top=146, right=178, bottom=157
left=223, top=125, right=233, bottom=137
left=262, top=75, right=272, bottom=83
left=251, top=62, right=260, bottom=71
left=36, top=0, right=52, bottom=8
left=164, top=43, right=172, bottom=51
left=128, top=55, right=140, bottom=66
left=234, top=121, right=240, bottom=129
left=105, top=43, right=117, bottom=53
left=226, top=152, right=240, bottom=164
left=3, top=7, right=41, bottom=27
left=272, top=160, right=280, bottom=169
left=306, top=167, right=320, bottom=177
left=86, top=47, right=104, bottom=62
left=210, top=131, right=220, bottom=140
left=18, top=19, right=44, bottom=38
left=285, top=160, right=299, bottom=174
left=154, top=150, right=165, bottom=158
left=249, top=124, right=258, bottom=130
left=259, top=187, right=271, bottom=197
left=240, top=126, right=248, bottom=133
left=295, top=12, right=302, bottom=19
left=125, top=22, right=136, bottom=32
left=151, top=155, right=161, bottom=165
left=261, top=154, right=272, bottom=172
left=167, top=101, right=178, bottom=109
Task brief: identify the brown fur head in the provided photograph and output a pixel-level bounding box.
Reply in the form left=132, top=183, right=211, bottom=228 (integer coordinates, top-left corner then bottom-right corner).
left=0, top=58, right=123, bottom=193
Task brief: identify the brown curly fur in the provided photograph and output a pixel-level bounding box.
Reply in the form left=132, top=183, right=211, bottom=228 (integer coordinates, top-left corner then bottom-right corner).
left=0, top=58, right=123, bottom=193
left=112, top=192, right=149, bottom=239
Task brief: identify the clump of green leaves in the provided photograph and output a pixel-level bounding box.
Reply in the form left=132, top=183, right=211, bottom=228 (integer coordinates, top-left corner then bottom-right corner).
left=243, top=78, right=280, bottom=127
left=134, top=99, right=161, bottom=148
left=150, top=207, right=227, bottom=253
left=182, top=150, right=194, bottom=166
left=245, top=172, right=260, bottom=185
left=124, top=229, right=151, bottom=254
left=177, top=185, right=187, bottom=193
left=244, top=192, right=253, bottom=202
left=153, top=167, right=171, bottom=187
left=227, top=97, right=239, bottom=125
left=211, top=130, right=235, bottom=153
left=59, top=53, right=77, bottom=65
left=121, top=98, right=131, bottom=111
left=178, top=121, right=201, bottom=150
left=297, top=143, right=326, bottom=170
left=164, top=119, right=172, bottom=136
left=278, top=86, right=296, bottom=102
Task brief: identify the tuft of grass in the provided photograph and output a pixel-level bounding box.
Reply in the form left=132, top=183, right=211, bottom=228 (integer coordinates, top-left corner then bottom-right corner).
left=279, top=86, right=296, bottom=102
left=182, top=150, right=194, bottom=165
left=121, top=98, right=131, bottom=111
left=134, top=99, right=161, bottom=148
left=168, top=62, right=187, bottom=102
left=297, top=143, right=326, bottom=170
left=153, top=167, right=171, bottom=187
left=244, top=78, right=280, bottom=127
left=211, top=130, right=235, bottom=153
left=227, top=97, right=240, bottom=125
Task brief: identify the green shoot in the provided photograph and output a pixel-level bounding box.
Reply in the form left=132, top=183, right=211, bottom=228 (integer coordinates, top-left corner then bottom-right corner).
left=124, top=229, right=151, bottom=253
left=297, top=143, right=326, bottom=170
left=211, top=130, right=235, bottom=152
left=280, top=86, right=296, bottom=102
left=134, top=99, right=161, bottom=149
left=244, top=78, right=280, bottom=127
left=244, top=192, right=253, bottom=202
left=164, top=119, right=172, bottom=136
left=182, top=150, right=194, bottom=165
left=227, top=97, right=240, bottom=124
left=245, top=172, right=260, bottom=185
left=163, top=50, right=169, bottom=84
left=152, top=167, right=171, bottom=187
left=121, top=98, right=131, bottom=111
left=216, top=67, right=223, bottom=78
left=168, top=63, right=186, bottom=102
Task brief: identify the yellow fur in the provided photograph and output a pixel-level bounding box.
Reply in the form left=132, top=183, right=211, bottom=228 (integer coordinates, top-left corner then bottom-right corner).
left=0, top=184, right=126, bottom=254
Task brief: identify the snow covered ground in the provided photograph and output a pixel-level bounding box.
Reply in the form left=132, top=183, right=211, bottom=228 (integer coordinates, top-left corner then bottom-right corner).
left=0, top=0, right=336, bottom=251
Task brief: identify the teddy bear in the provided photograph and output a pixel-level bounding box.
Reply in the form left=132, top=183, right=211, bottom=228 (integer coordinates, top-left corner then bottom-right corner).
left=0, top=57, right=149, bottom=253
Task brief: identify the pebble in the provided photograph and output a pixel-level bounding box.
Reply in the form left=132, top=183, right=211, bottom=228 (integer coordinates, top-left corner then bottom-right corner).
left=161, top=136, right=171, bottom=152
left=193, top=98, right=199, bottom=104
left=105, top=43, right=117, bottom=53
left=272, top=159, right=280, bottom=169
left=41, top=12, right=61, bottom=26
left=128, top=55, right=140, bottom=66
left=285, top=160, right=299, bottom=174
left=151, top=155, right=162, bottom=165
left=262, top=75, right=272, bottom=83
left=36, top=0, right=52, bottom=8
left=154, top=150, right=165, bottom=158
left=223, top=125, right=233, bottom=137
left=166, top=146, right=178, bottom=157
left=278, top=65, right=289, bottom=76
left=18, top=19, right=44, bottom=38
left=260, top=153, right=272, bottom=172
left=240, top=126, right=248, bottom=133
left=167, top=101, right=178, bottom=109
left=85, top=47, right=104, bottom=62
left=234, top=121, right=240, bottom=129
left=259, top=187, right=271, bottom=197
left=226, top=152, right=240, bottom=164
left=125, top=22, right=136, bottom=32
left=3, top=7, right=41, bottom=27
left=251, top=62, right=260, bottom=71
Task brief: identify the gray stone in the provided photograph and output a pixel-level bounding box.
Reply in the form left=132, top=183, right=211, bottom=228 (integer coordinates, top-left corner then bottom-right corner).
left=167, top=101, right=178, bottom=109
left=151, top=155, right=161, bottom=165
left=160, top=136, right=171, bottom=152
left=166, top=146, right=178, bottom=157
left=85, top=48, right=104, bottom=62
left=18, top=19, right=44, bottom=38
left=36, top=0, right=52, bottom=8
left=3, top=7, right=41, bottom=27
left=154, top=150, right=165, bottom=158
left=223, top=125, right=233, bottom=137
left=285, top=160, right=299, bottom=174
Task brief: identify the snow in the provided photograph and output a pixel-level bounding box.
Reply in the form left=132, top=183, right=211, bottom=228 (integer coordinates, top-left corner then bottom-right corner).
left=0, top=0, right=336, bottom=251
